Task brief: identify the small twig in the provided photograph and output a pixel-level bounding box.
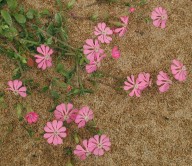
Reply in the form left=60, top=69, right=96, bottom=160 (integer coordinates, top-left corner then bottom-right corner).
left=34, top=25, right=76, bottom=51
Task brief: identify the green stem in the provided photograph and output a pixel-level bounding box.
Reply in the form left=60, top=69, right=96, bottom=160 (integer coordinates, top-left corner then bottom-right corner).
left=34, top=25, right=76, bottom=51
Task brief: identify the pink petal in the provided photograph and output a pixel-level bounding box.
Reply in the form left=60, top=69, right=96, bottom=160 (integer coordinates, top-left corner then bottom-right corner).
left=44, top=133, right=53, bottom=139
left=47, top=135, right=54, bottom=144
left=18, top=91, right=27, bottom=97
left=8, top=81, right=14, bottom=90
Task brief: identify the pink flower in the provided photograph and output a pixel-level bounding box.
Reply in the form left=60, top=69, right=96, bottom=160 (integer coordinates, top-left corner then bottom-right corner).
left=88, top=135, right=111, bottom=156
left=94, top=22, right=113, bottom=44
left=34, top=44, right=53, bottom=70
left=112, top=46, right=121, bottom=59
left=137, top=72, right=152, bottom=90
left=74, top=139, right=91, bottom=160
left=7, top=80, right=27, bottom=97
left=156, top=71, right=172, bottom=93
left=151, top=7, right=168, bottom=29
left=75, top=106, right=94, bottom=128
left=114, top=16, right=129, bottom=37
left=171, top=59, right=187, bottom=82
left=83, top=39, right=104, bottom=60
left=25, top=112, right=39, bottom=124
left=124, top=75, right=144, bottom=97
left=43, top=120, right=67, bottom=145
left=54, top=103, right=78, bottom=123
left=129, top=7, right=135, bottom=13
left=86, top=54, right=106, bottom=73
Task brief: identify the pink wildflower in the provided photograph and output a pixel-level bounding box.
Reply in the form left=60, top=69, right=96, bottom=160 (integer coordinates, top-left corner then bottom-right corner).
left=43, top=120, right=67, bottom=145
left=171, top=59, right=187, bottom=82
left=25, top=112, right=39, bottom=124
left=124, top=75, right=144, bottom=97
left=114, top=16, right=129, bottom=37
left=94, top=22, right=113, bottom=44
left=88, top=135, right=111, bottom=156
left=54, top=103, right=78, bottom=123
left=7, top=80, right=27, bottom=97
left=83, top=39, right=104, bottom=60
left=156, top=71, right=172, bottom=93
left=34, top=44, right=53, bottom=70
left=74, top=139, right=91, bottom=160
left=112, top=46, right=121, bottom=59
left=151, top=7, right=168, bottom=29
left=129, top=7, right=135, bottom=13
left=137, top=72, right=152, bottom=90
left=75, top=106, right=94, bottom=128
left=86, top=54, right=106, bottom=73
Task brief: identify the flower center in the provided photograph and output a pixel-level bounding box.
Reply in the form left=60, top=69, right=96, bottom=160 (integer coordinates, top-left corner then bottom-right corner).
left=64, top=115, right=69, bottom=121
left=13, top=90, right=19, bottom=96
left=182, top=65, right=186, bottom=71
left=101, top=31, right=106, bottom=35
left=86, top=152, right=91, bottom=157
left=94, top=47, right=99, bottom=52
left=134, top=84, right=138, bottom=89
left=54, top=130, right=59, bottom=136
left=97, top=143, right=103, bottom=149
left=161, top=15, right=166, bottom=20
left=84, top=115, right=89, bottom=122
left=45, top=55, right=50, bottom=60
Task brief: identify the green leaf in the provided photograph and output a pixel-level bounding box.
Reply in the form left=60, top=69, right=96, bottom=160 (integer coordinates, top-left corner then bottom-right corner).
left=55, top=13, right=62, bottom=27
left=3, top=27, right=18, bottom=39
left=6, top=0, right=17, bottom=9
left=46, top=37, right=53, bottom=45
left=51, top=91, right=60, bottom=100
left=16, top=103, right=22, bottom=120
left=90, top=12, right=98, bottom=21
left=66, top=163, right=73, bottom=166
left=1, top=10, right=12, bottom=26
left=14, top=13, right=26, bottom=24
left=26, top=9, right=35, bottom=19
left=56, top=63, right=64, bottom=73
left=41, top=86, right=49, bottom=92
left=74, top=133, right=79, bottom=144
left=48, top=107, right=55, bottom=112
left=67, top=0, right=76, bottom=9
left=40, top=9, right=50, bottom=16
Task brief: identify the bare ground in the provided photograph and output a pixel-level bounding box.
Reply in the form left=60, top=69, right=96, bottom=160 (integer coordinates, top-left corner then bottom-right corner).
left=0, top=0, right=192, bottom=166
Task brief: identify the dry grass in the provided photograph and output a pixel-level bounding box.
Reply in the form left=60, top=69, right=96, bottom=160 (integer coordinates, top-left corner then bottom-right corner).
left=0, top=0, right=192, bottom=166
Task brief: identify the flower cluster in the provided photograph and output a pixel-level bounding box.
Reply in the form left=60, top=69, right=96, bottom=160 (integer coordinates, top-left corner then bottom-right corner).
left=44, top=103, right=94, bottom=145
left=124, top=73, right=151, bottom=97
left=83, top=6, right=168, bottom=74
left=124, top=59, right=187, bottom=96
left=84, top=16, right=129, bottom=73
left=74, top=135, right=111, bottom=160
left=157, top=59, right=187, bottom=92
left=43, top=102, right=111, bottom=157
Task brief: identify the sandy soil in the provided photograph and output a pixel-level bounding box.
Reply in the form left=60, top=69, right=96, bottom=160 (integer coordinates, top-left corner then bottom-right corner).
left=0, top=0, right=192, bottom=166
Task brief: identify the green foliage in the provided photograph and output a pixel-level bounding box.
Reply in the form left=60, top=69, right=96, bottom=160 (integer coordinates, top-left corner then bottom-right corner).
left=16, top=103, right=23, bottom=121
left=6, top=0, right=17, bottom=10
left=51, top=90, right=60, bottom=100
left=26, top=9, right=35, bottom=19
left=14, top=13, right=26, bottom=24
left=1, top=10, right=12, bottom=26
left=139, top=0, right=147, bottom=6
left=55, top=13, right=62, bottom=27
left=67, top=0, right=76, bottom=9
